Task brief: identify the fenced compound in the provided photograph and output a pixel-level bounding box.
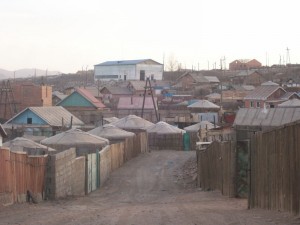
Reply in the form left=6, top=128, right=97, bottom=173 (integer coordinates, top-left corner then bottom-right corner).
left=249, top=122, right=300, bottom=214
left=0, top=148, right=47, bottom=205
left=197, top=141, right=237, bottom=197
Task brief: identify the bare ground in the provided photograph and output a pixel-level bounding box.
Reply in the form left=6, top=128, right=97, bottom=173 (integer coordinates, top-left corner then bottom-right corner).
left=0, top=150, right=299, bottom=225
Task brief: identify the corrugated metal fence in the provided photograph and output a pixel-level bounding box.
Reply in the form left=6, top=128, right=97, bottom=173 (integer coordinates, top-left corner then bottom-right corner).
left=249, top=123, right=300, bottom=214
left=0, top=148, right=47, bottom=205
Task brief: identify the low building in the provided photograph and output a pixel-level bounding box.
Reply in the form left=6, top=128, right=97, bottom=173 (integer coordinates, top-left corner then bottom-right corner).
left=94, top=59, right=163, bottom=81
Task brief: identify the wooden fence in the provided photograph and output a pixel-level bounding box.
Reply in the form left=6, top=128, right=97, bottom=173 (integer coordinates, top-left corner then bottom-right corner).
left=249, top=123, right=300, bottom=214
left=148, top=133, right=184, bottom=150
left=0, top=148, right=47, bottom=205
left=197, top=141, right=236, bottom=197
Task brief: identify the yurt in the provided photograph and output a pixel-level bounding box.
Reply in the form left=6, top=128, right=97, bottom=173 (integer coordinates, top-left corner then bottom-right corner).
left=147, top=121, right=186, bottom=150
left=88, top=124, right=135, bottom=144
left=110, top=115, right=153, bottom=153
left=41, top=128, right=109, bottom=156
left=3, top=137, right=55, bottom=155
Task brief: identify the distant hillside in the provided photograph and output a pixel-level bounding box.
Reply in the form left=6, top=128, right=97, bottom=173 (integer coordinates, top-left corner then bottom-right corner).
left=0, top=68, right=61, bottom=80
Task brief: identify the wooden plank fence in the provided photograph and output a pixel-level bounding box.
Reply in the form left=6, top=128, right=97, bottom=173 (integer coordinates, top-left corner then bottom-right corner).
left=197, top=140, right=236, bottom=197
left=249, top=123, right=300, bottom=214
left=0, top=148, right=47, bottom=205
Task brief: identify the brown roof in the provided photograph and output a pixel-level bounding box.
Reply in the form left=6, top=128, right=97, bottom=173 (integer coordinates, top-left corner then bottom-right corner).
left=244, top=86, right=285, bottom=100
left=117, top=96, right=157, bottom=110
left=177, top=72, right=209, bottom=83
left=75, top=87, right=106, bottom=109
left=101, top=86, right=132, bottom=95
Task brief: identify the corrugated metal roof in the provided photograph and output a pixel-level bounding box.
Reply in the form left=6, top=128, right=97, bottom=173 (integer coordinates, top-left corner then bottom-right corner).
left=204, top=76, right=220, bottom=83
left=101, top=86, right=132, bottom=95
left=95, top=59, right=162, bottom=66
left=278, top=99, right=300, bottom=107
left=117, top=96, right=157, bottom=110
left=187, top=100, right=220, bottom=109
left=261, top=81, right=279, bottom=86
left=146, top=121, right=185, bottom=134
left=176, top=72, right=209, bottom=83
left=111, top=115, right=154, bottom=130
left=234, top=108, right=300, bottom=127
left=52, top=91, right=68, bottom=100
left=5, top=106, right=84, bottom=127
left=88, top=124, right=135, bottom=139
left=244, top=86, right=285, bottom=100
left=75, top=88, right=106, bottom=108
left=280, top=92, right=298, bottom=100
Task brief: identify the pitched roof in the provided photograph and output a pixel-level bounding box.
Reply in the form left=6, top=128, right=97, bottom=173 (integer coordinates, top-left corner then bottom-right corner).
left=261, top=81, right=279, bottom=86
left=101, top=86, right=132, bottom=95
left=278, top=99, right=300, bottom=107
left=82, top=86, right=103, bottom=97
left=5, top=106, right=84, bottom=127
left=280, top=92, right=298, bottom=101
left=88, top=124, right=135, bottom=140
left=177, top=72, right=209, bottom=83
left=234, top=108, right=300, bottom=127
left=128, top=80, right=146, bottom=91
left=52, top=91, right=68, bottom=100
left=110, top=115, right=154, bottom=130
left=187, top=100, right=220, bottom=109
left=117, top=96, right=157, bottom=110
left=244, top=86, right=285, bottom=100
left=204, top=76, right=220, bottom=83
left=0, top=124, right=7, bottom=138
left=146, top=121, right=185, bottom=134
left=103, top=117, right=119, bottom=123
left=95, top=59, right=162, bottom=66
left=75, top=88, right=106, bottom=108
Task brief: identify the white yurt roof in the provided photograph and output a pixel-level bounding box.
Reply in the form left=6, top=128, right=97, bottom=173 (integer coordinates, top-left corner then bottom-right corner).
left=110, top=114, right=154, bottom=130
left=88, top=124, right=135, bottom=140
left=3, top=137, right=55, bottom=152
left=184, top=121, right=218, bottom=132
left=41, top=128, right=109, bottom=147
left=187, top=100, right=220, bottom=109
left=147, top=121, right=185, bottom=134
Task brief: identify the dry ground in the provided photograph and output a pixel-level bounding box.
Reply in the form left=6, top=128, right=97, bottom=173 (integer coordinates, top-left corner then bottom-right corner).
left=0, top=150, right=299, bottom=225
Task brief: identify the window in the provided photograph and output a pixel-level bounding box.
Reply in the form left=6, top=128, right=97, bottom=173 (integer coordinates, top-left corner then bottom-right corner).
left=256, top=102, right=260, bottom=108
left=27, top=118, right=32, bottom=124
left=250, top=101, right=254, bottom=108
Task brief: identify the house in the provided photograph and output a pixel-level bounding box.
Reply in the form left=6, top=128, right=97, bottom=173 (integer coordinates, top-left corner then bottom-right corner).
left=175, top=72, right=210, bottom=90
left=117, top=96, right=157, bottom=111
left=57, top=87, right=106, bottom=110
left=187, top=100, right=220, bottom=123
left=0, top=82, right=52, bottom=121
left=94, top=59, right=163, bottom=81
left=229, top=59, right=262, bottom=71
left=0, top=124, right=7, bottom=146
left=244, top=84, right=300, bottom=108
left=52, top=91, right=68, bottom=106
left=230, top=70, right=265, bottom=86
left=127, top=80, right=170, bottom=96
left=4, top=106, right=84, bottom=137
left=100, top=86, right=132, bottom=104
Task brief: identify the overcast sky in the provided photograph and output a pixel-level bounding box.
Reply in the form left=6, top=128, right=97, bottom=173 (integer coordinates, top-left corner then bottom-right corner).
left=1, top=0, right=299, bottom=73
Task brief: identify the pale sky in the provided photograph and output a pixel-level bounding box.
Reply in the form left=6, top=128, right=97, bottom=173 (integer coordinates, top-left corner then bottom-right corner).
left=1, top=0, right=299, bottom=73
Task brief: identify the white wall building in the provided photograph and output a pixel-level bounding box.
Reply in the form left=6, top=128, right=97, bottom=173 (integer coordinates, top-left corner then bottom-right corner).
left=94, top=59, right=163, bottom=81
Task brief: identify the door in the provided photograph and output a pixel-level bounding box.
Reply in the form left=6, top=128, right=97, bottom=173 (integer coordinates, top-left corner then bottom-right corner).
left=140, top=70, right=145, bottom=81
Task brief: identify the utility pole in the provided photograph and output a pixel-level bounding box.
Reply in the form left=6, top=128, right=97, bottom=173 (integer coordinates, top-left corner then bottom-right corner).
left=141, top=77, right=159, bottom=122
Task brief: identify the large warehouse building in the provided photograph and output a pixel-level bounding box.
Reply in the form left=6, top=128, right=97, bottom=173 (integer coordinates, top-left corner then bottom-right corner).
left=94, top=59, right=163, bottom=81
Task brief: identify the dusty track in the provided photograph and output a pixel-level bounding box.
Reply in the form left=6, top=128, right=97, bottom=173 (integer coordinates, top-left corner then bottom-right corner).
left=0, top=151, right=298, bottom=225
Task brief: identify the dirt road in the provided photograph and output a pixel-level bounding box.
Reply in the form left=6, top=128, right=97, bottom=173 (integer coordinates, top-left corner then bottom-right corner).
left=0, top=151, right=298, bottom=225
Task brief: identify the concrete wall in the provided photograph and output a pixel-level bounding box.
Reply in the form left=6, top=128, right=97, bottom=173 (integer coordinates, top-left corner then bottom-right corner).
left=45, top=148, right=85, bottom=199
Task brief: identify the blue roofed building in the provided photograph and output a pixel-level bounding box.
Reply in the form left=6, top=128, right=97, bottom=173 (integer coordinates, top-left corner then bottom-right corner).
left=94, top=59, right=163, bottom=81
